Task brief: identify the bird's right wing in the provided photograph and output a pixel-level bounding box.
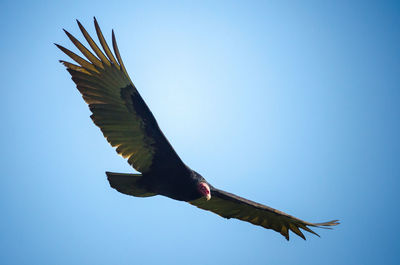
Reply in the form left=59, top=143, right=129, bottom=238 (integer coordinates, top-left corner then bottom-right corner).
left=56, top=18, right=185, bottom=174
left=189, top=187, right=339, bottom=240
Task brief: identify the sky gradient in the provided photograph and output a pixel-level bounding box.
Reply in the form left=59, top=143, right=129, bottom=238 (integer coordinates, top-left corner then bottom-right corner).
left=1, top=1, right=399, bottom=264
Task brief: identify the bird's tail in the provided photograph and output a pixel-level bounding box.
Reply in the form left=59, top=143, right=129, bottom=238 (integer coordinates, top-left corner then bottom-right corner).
left=106, top=172, right=156, bottom=197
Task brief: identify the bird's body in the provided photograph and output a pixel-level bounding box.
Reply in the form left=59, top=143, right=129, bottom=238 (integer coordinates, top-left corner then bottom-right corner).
left=142, top=168, right=205, bottom=202
left=57, top=18, right=339, bottom=240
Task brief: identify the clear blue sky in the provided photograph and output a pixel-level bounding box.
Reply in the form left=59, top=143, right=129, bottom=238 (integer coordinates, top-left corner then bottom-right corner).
left=1, top=1, right=399, bottom=264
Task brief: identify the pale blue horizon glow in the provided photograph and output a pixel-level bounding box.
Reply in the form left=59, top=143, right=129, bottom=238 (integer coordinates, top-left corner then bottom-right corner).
left=1, top=1, right=399, bottom=265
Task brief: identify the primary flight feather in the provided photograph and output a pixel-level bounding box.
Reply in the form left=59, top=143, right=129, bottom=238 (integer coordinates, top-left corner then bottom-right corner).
left=57, top=18, right=339, bottom=240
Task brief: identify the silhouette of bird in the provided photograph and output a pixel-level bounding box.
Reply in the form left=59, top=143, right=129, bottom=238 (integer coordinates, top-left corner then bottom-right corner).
left=56, top=18, right=339, bottom=240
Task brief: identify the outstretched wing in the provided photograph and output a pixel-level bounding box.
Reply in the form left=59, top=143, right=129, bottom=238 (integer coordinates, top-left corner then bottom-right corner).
left=56, top=18, right=185, bottom=173
left=189, top=187, right=339, bottom=240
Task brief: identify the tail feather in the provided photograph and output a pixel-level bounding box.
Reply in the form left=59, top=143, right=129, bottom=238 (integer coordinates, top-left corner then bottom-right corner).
left=106, top=172, right=156, bottom=197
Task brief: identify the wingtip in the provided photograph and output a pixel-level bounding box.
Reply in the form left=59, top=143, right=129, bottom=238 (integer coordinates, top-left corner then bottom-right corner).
left=317, top=219, right=340, bottom=227
left=58, top=60, right=71, bottom=70
left=63, top=28, right=72, bottom=38
left=289, top=224, right=306, bottom=240
left=54, top=43, right=68, bottom=53
left=301, top=225, right=321, bottom=237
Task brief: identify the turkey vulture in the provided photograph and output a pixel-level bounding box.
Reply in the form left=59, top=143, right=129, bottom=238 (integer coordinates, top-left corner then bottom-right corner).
left=56, top=18, right=339, bottom=240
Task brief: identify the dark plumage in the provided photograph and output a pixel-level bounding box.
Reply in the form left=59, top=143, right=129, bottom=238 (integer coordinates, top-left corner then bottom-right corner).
left=57, top=18, right=339, bottom=240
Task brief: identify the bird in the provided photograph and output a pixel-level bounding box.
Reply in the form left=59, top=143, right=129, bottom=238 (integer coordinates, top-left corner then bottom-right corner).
left=56, top=17, right=339, bottom=241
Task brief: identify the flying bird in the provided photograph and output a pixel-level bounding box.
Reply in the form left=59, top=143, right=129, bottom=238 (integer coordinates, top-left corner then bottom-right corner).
left=56, top=18, right=339, bottom=240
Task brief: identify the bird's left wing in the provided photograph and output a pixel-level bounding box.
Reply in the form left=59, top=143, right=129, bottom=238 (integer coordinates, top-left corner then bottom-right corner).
left=56, top=18, right=185, bottom=174
left=189, top=187, right=339, bottom=240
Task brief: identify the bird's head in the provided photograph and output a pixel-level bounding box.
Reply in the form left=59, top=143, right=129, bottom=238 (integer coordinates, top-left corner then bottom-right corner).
left=198, top=182, right=211, bottom=201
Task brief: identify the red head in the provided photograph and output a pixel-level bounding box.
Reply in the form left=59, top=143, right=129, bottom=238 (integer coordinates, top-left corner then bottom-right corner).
left=198, top=182, right=211, bottom=200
